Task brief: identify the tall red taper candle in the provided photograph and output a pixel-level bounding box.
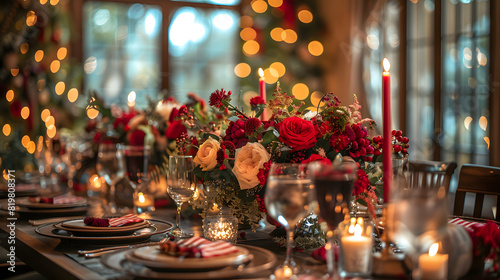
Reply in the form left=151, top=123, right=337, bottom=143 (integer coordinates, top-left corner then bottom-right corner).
left=382, top=58, right=392, bottom=203
left=258, top=68, right=267, bottom=121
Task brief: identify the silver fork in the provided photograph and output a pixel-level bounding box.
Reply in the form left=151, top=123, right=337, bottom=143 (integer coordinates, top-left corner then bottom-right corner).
left=79, top=236, right=169, bottom=258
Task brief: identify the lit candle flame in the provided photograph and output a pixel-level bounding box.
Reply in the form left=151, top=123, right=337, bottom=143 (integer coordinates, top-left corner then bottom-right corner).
left=127, top=91, right=136, bottom=107
left=429, top=243, right=439, bottom=257
left=383, top=58, right=391, bottom=72
left=354, top=224, right=363, bottom=237
left=138, top=192, right=145, bottom=203
left=258, top=68, right=264, bottom=78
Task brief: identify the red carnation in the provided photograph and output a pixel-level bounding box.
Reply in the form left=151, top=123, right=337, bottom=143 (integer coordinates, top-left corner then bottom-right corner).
left=329, top=130, right=350, bottom=152
left=245, top=118, right=262, bottom=135
left=165, top=121, right=187, bottom=139
left=209, top=88, right=231, bottom=108
left=221, top=140, right=236, bottom=155
left=352, top=169, right=370, bottom=196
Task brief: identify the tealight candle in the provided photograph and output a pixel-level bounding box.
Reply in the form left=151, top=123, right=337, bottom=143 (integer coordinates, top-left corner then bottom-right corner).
left=339, top=218, right=373, bottom=277
left=203, top=214, right=238, bottom=244
left=133, top=192, right=155, bottom=214
left=418, top=243, right=448, bottom=280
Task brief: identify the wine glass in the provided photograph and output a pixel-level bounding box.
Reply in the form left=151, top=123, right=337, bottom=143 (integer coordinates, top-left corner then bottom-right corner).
left=167, top=155, right=196, bottom=237
left=123, top=145, right=151, bottom=188
left=265, top=163, right=315, bottom=278
left=96, top=143, right=126, bottom=214
left=309, top=161, right=357, bottom=278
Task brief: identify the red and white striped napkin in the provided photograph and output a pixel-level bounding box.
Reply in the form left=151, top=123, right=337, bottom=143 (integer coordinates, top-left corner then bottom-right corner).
left=449, top=217, right=485, bottom=229
left=52, top=195, right=86, bottom=205
left=109, top=214, right=144, bottom=227
left=177, top=236, right=238, bottom=258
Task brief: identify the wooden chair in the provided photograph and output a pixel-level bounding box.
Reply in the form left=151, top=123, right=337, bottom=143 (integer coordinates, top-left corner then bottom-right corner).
left=453, top=164, right=500, bottom=222
left=407, top=160, right=458, bottom=193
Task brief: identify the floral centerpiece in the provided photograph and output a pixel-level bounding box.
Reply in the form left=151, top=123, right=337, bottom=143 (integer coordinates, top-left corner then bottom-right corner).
left=175, top=84, right=409, bottom=231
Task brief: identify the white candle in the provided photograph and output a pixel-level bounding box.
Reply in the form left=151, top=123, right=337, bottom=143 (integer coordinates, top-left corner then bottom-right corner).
left=340, top=224, right=372, bottom=273
left=418, top=243, right=448, bottom=280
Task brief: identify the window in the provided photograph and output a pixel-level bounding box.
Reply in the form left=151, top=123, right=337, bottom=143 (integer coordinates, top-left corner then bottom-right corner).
left=407, top=0, right=492, bottom=165
left=363, top=0, right=496, bottom=165
left=81, top=1, right=241, bottom=107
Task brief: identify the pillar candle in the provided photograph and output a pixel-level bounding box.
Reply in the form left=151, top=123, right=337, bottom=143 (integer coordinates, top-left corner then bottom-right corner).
left=258, top=68, right=267, bottom=121
left=418, top=243, right=448, bottom=280
left=382, top=58, right=392, bottom=203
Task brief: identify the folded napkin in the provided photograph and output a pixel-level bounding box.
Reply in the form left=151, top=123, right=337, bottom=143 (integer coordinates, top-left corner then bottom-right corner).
left=161, top=236, right=238, bottom=258
left=28, top=194, right=85, bottom=205
left=449, top=217, right=485, bottom=230
left=84, top=214, right=144, bottom=227
left=311, top=244, right=339, bottom=263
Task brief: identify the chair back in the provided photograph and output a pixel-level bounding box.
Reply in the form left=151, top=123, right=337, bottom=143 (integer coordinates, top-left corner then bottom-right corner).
left=453, top=164, right=500, bottom=222
left=407, top=160, right=458, bottom=193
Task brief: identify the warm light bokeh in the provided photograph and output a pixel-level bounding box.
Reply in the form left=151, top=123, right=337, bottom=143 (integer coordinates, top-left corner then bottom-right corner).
left=292, top=83, right=309, bottom=100
left=6, top=90, right=14, bottom=102
left=55, top=81, right=65, bottom=95
left=2, top=124, right=11, bottom=136
left=234, top=63, right=251, bottom=78
left=68, top=88, right=78, bottom=103
left=270, top=27, right=284, bottom=42
left=298, top=10, right=313, bottom=23
left=240, top=27, right=257, bottom=41
left=270, top=62, right=286, bottom=77
left=251, top=0, right=268, bottom=13
left=57, top=47, right=68, bottom=60
left=21, top=106, right=30, bottom=120
left=308, top=41, right=324, bottom=56
left=243, top=40, right=260, bottom=56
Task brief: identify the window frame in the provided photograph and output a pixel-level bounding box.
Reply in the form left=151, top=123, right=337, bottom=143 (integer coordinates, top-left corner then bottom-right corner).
left=69, top=0, right=242, bottom=93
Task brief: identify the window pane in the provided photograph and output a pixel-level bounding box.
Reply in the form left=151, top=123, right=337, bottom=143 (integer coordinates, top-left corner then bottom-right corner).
left=168, top=7, right=239, bottom=103
left=83, top=2, right=162, bottom=108
left=171, top=0, right=240, bottom=5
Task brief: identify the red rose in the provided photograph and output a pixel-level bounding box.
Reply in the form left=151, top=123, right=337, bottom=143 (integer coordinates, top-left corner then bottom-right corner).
left=302, top=154, right=331, bottom=166
left=278, top=117, right=317, bottom=151
left=113, top=112, right=136, bottom=130
left=165, top=121, right=187, bottom=139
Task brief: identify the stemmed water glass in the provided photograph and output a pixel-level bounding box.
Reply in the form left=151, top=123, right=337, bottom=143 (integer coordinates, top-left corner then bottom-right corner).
left=265, top=163, right=315, bottom=278
left=167, top=155, right=196, bottom=237
left=96, top=143, right=126, bottom=214
left=309, top=160, right=357, bottom=278
left=388, top=175, right=449, bottom=278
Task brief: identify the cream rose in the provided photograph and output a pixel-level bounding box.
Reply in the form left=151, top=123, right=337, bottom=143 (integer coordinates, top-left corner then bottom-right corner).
left=194, top=137, right=220, bottom=171
left=233, top=142, right=271, bottom=190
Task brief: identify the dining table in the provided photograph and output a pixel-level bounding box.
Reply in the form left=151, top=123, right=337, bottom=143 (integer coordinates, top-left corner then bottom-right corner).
left=0, top=197, right=330, bottom=280
left=1, top=194, right=494, bottom=280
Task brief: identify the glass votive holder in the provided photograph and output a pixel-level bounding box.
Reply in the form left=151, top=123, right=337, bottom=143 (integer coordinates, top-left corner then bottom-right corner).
left=203, top=212, right=238, bottom=244
left=133, top=191, right=155, bottom=214
left=338, top=217, right=374, bottom=278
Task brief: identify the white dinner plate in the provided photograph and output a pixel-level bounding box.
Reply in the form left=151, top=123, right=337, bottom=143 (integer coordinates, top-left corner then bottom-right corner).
left=17, top=197, right=87, bottom=209
left=129, top=245, right=250, bottom=270
left=101, top=244, right=276, bottom=279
